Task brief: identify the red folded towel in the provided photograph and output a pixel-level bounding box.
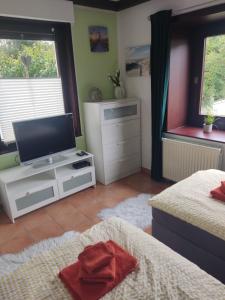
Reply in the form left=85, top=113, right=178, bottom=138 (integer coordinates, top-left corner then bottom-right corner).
left=58, top=240, right=138, bottom=300
left=78, top=241, right=115, bottom=274
left=211, top=186, right=225, bottom=202
left=220, top=181, right=225, bottom=194
left=80, top=256, right=116, bottom=284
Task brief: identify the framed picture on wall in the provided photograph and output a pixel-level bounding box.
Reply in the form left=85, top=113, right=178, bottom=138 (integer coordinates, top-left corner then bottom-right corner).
left=125, top=44, right=150, bottom=77
left=89, top=26, right=109, bottom=52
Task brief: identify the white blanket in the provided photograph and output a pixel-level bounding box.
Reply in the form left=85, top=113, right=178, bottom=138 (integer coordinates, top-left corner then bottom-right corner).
left=0, top=217, right=224, bottom=299
left=150, top=169, right=225, bottom=241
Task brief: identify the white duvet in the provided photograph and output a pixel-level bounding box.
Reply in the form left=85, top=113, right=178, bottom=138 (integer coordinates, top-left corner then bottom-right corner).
left=0, top=217, right=224, bottom=299
left=150, top=169, right=225, bottom=241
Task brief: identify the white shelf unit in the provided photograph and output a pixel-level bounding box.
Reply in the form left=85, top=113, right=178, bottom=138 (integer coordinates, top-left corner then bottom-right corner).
left=0, top=150, right=96, bottom=223
left=84, top=98, right=141, bottom=185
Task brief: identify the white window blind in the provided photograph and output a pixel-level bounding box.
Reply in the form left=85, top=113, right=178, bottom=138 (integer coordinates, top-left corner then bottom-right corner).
left=0, top=78, right=65, bottom=142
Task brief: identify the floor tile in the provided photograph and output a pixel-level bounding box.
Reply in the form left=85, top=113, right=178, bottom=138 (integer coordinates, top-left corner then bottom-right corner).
left=17, top=208, right=53, bottom=231
left=53, top=209, right=91, bottom=232
left=0, top=221, right=27, bottom=246
left=0, top=235, right=34, bottom=254
left=78, top=201, right=110, bottom=222
left=28, top=218, right=64, bottom=242
left=73, top=220, right=93, bottom=233
left=44, top=201, right=78, bottom=220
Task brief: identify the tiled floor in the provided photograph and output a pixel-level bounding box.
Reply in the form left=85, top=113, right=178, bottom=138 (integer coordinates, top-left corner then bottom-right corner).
left=0, top=172, right=170, bottom=254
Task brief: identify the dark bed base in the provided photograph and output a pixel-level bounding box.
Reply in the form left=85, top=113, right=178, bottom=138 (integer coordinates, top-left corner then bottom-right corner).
left=152, top=208, right=225, bottom=284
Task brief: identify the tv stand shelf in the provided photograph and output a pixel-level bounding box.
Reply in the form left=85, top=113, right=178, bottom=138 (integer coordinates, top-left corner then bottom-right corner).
left=0, top=150, right=96, bottom=223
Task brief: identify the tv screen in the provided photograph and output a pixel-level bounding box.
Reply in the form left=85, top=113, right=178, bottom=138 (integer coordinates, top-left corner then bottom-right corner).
left=13, top=114, right=76, bottom=163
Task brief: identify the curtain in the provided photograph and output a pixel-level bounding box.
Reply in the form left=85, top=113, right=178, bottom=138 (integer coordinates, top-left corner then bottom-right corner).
left=55, top=23, right=81, bottom=137
left=150, top=10, right=172, bottom=181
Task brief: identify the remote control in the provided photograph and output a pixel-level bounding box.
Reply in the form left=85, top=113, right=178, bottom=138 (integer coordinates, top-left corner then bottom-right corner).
left=77, top=151, right=88, bottom=157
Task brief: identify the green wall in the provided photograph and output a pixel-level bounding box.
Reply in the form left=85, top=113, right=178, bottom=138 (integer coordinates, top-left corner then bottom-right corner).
left=0, top=6, right=118, bottom=170
left=72, top=6, right=118, bottom=147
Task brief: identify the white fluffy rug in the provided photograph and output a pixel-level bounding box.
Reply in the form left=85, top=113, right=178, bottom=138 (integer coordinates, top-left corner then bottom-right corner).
left=98, top=193, right=152, bottom=229
left=0, top=231, right=79, bottom=277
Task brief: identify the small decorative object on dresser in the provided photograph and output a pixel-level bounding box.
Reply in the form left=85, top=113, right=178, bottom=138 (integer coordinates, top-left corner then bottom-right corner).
left=84, top=99, right=141, bottom=185
left=88, top=87, right=103, bottom=102
left=203, top=114, right=217, bottom=133
left=108, top=70, right=126, bottom=99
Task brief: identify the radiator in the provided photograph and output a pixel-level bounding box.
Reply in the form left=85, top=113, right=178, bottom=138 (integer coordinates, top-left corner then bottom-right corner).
left=162, top=138, right=222, bottom=182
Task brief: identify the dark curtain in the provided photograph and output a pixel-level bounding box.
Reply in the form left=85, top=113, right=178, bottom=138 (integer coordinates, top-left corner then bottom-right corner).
left=55, top=23, right=81, bottom=137
left=150, top=10, right=172, bottom=181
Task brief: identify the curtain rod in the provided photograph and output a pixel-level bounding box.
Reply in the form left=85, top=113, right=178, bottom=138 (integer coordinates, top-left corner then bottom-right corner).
left=147, top=0, right=224, bottom=20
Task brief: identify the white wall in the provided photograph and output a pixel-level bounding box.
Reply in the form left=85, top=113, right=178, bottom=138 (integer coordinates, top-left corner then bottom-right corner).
left=0, top=0, right=74, bottom=22
left=117, top=0, right=225, bottom=170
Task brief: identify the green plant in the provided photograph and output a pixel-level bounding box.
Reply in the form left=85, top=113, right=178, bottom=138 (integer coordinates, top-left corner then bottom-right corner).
left=204, top=114, right=216, bottom=125
left=108, top=70, right=120, bottom=87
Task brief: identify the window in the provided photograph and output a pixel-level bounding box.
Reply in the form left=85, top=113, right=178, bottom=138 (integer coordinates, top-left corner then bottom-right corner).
left=0, top=39, right=65, bottom=142
left=0, top=18, right=81, bottom=154
left=200, top=34, right=225, bottom=116
left=167, top=5, right=225, bottom=132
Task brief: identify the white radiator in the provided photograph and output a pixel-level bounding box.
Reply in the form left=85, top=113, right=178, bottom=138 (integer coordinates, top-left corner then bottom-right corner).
left=162, top=138, right=222, bottom=182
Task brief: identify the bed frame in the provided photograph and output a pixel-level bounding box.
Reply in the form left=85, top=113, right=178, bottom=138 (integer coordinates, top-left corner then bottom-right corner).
left=152, top=207, right=225, bottom=284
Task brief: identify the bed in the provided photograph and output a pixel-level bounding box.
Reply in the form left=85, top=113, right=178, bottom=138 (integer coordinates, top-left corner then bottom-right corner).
left=150, top=169, right=225, bottom=284
left=0, top=217, right=225, bottom=299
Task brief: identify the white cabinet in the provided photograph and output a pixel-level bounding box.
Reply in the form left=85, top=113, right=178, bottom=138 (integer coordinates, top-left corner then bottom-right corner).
left=0, top=151, right=96, bottom=223
left=84, top=99, right=141, bottom=185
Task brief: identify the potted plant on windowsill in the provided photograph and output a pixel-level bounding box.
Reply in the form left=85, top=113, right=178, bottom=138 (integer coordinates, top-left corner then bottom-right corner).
left=203, top=115, right=216, bottom=133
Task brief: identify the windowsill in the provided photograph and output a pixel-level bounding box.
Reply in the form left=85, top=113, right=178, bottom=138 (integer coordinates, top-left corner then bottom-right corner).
left=166, top=126, right=225, bottom=144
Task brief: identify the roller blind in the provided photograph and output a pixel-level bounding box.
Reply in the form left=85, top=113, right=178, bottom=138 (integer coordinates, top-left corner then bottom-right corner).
left=0, top=78, right=65, bottom=142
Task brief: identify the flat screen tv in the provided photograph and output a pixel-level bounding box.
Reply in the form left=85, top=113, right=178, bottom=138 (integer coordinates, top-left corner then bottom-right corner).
left=13, top=114, right=76, bottom=164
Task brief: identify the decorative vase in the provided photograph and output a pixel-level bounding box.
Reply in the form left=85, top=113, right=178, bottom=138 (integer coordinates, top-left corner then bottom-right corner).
left=114, top=85, right=126, bottom=99
left=203, top=123, right=213, bottom=133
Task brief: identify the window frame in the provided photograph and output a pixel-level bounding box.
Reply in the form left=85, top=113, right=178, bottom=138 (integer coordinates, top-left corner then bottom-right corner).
left=188, top=20, right=225, bottom=130
left=0, top=17, right=81, bottom=155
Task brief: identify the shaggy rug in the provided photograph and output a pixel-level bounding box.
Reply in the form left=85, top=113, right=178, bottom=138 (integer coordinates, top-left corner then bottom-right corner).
left=98, top=193, right=152, bottom=229
left=0, top=231, right=79, bottom=277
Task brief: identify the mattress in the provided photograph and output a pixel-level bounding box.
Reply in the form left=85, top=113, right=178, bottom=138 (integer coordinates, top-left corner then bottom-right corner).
left=0, top=217, right=225, bottom=300
left=150, top=169, right=225, bottom=241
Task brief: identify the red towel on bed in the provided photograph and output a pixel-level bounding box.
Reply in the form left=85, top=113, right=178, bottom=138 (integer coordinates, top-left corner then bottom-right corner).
left=210, top=186, right=225, bottom=202
left=78, top=241, right=115, bottom=274
left=58, top=240, right=138, bottom=300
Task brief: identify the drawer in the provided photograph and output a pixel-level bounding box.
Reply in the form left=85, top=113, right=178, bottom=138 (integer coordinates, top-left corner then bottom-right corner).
left=104, top=154, right=141, bottom=184
left=58, top=170, right=95, bottom=198
left=14, top=183, right=58, bottom=216
left=101, top=102, right=140, bottom=124
left=102, top=119, right=140, bottom=145
left=103, top=137, right=141, bottom=162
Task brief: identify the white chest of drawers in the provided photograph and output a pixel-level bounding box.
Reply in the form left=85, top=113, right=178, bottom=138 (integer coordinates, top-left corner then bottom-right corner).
left=84, top=99, right=141, bottom=185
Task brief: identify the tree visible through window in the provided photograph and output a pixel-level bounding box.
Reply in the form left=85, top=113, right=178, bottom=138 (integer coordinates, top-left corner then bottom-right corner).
left=200, top=34, right=225, bottom=116
left=0, top=39, right=58, bottom=78
left=0, top=39, right=65, bottom=143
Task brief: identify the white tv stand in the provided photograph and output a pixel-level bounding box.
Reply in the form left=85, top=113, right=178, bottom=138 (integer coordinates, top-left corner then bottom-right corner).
left=0, top=150, right=96, bottom=223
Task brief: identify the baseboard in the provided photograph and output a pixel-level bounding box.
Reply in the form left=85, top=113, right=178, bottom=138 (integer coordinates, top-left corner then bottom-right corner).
left=141, top=167, right=151, bottom=175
